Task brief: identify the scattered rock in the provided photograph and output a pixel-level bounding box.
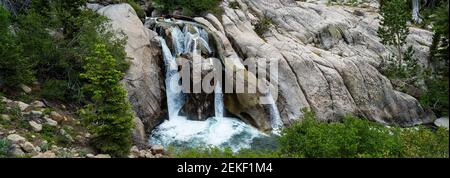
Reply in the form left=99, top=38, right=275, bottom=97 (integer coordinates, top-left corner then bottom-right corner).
left=44, top=117, right=58, bottom=126
left=1, top=114, right=11, bottom=121
left=151, top=145, right=164, bottom=155
left=145, top=152, right=154, bottom=158
left=49, top=111, right=64, bottom=123
left=154, top=153, right=163, bottom=158
left=94, top=154, right=111, bottom=158
left=75, top=135, right=85, bottom=143
left=20, top=142, right=36, bottom=153
left=29, top=121, right=42, bottom=132
left=86, top=153, right=95, bottom=158
left=15, top=101, right=30, bottom=111
left=30, top=101, right=46, bottom=108
left=7, top=134, right=26, bottom=144
left=19, top=84, right=32, bottom=94
left=434, top=117, right=449, bottom=129
left=139, top=150, right=147, bottom=158
left=10, top=144, right=25, bottom=157
left=30, top=110, right=43, bottom=118
left=130, top=146, right=140, bottom=157
left=32, top=151, right=56, bottom=158
left=35, top=146, right=41, bottom=153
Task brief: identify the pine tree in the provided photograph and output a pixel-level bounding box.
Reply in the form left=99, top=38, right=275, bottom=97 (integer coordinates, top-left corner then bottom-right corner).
left=378, top=0, right=410, bottom=68
left=80, top=44, right=135, bottom=157
left=0, top=7, right=34, bottom=88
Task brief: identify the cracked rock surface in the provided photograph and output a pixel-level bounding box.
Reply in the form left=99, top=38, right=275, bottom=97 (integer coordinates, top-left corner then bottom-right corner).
left=197, top=0, right=434, bottom=126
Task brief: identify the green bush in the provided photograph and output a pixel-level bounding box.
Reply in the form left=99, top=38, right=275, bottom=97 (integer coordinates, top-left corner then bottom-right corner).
left=41, top=79, right=69, bottom=101
left=168, top=112, right=448, bottom=158
left=279, top=112, right=401, bottom=158
left=40, top=124, right=71, bottom=146
left=254, top=16, right=273, bottom=37
left=279, top=110, right=448, bottom=158
left=0, top=138, right=10, bottom=158
left=79, top=44, right=135, bottom=157
left=401, top=127, right=449, bottom=158
left=420, top=77, right=449, bottom=117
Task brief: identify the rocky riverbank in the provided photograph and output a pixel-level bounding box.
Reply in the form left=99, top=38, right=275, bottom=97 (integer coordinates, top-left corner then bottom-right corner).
left=0, top=93, right=167, bottom=158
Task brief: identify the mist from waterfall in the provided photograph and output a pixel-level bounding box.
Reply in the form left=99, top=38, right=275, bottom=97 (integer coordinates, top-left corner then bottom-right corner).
left=150, top=21, right=270, bottom=151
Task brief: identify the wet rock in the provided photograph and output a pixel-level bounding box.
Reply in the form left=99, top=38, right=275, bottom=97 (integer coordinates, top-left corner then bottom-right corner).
left=151, top=145, right=164, bottom=155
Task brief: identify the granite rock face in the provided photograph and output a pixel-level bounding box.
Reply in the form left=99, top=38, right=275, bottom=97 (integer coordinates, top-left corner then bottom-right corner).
left=194, top=0, right=434, bottom=127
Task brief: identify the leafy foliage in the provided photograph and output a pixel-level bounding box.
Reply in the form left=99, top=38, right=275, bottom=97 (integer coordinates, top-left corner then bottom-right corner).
left=79, top=44, right=135, bottom=157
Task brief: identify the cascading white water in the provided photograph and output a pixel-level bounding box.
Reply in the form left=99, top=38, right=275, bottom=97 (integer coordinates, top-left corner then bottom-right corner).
left=266, top=93, right=283, bottom=135
left=412, top=0, right=422, bottom=23
left=214, top=84, right=224, bottom=117
left=150, top=21, right=268, bottom=151
left=160, top=37, right=186, bottom=119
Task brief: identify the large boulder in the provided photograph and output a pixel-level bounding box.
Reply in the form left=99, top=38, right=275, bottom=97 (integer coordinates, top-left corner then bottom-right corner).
left=96, top=4, right=165, bottom=140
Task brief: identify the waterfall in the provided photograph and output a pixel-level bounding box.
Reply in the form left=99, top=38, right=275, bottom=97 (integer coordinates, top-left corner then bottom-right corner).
left=214, top=84, right=224, bottom=117
left=160, top=37, right=186, bottom=119
left=150, top=20, right=267, bottom=152
left=266, top=93, right=283, bottom=135
left=412, top=0, right=422, bottom=23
